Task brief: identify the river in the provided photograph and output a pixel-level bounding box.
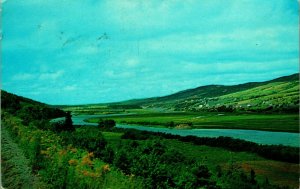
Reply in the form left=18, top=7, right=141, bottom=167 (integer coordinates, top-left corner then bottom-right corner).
left=51, top=114, right=299, bottom=147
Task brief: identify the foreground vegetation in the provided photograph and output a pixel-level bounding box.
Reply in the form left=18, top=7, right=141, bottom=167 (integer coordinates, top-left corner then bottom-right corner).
left=2, top=111, right=298, bottom=188
left=1, top=112, right=144, bottom=189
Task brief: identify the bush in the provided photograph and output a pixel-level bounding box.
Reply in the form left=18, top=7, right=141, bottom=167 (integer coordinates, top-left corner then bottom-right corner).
left=98, top=119, right=116, bottom=130
left=60, top=128, right=107, bottom=157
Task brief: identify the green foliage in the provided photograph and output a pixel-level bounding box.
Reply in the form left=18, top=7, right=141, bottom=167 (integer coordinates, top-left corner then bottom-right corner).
left=1, top=90, right=22, bottom=113
left=2, top=112, right=144, bottom=189
left=119, top=129, right=298, bottom=188
left=218, top=163, right=261, bottom=189
left=1, top=126, right=47, bottom=188
left=2, top=109, right=296, bottom=189
left=102, top=145, right=115, bottom=163
left=1, top=90, right=66, bottom=128
left=108, top=104, right=142, bottom=109
left=53, top=112, right=75, bottom=132
left=98, top=119, right=116, bottom=130
left=1, top=92, right=145, bottom=189
left=60, top=127, right=107, bottom=157
left=111, top=140, right=219, bottom=189
left=29, top=136, right=43, bottom=172
left=65, top=111, right=74, bottom=131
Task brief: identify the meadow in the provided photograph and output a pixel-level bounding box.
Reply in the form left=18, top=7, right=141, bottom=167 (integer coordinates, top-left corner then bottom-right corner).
left=83, top=108, right=299, bottom=132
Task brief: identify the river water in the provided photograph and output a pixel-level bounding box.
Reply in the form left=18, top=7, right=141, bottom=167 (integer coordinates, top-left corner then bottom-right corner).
left=51, top=114, right=299, bottom=147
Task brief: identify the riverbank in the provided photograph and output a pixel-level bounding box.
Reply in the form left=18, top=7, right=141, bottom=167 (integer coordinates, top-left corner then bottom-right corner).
left=84, top=111, right=299, bottom=133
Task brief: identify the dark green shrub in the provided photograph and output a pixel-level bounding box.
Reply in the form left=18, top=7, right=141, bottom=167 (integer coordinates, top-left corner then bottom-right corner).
left=60, top=128, right=107, bottom=157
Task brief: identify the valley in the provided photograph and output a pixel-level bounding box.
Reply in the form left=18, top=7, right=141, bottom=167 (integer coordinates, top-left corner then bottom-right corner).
left=1, top=73, right=299, bottom=189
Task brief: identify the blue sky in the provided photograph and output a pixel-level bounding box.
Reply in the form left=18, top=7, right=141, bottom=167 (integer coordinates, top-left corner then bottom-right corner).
left=2, top=0, right=299, bottom=105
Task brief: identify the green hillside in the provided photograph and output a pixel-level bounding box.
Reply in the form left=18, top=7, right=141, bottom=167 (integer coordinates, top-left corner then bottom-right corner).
left=1, top=90, right=66, bottom=125
left=117, top=73, right=299, bottom=112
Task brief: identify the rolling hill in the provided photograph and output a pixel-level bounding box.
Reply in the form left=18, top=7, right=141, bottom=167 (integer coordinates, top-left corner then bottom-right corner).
left=116, top=73, right=299, bottom=112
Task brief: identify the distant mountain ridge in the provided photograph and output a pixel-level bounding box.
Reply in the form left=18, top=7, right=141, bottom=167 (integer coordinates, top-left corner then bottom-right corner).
left=117, top=73, right=299, bottom=112
left=158, top=73, right=299, bottom=101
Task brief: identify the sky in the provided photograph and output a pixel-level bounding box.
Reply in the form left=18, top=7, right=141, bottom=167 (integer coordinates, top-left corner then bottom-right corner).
left=1, top=0, right=299, bottom=105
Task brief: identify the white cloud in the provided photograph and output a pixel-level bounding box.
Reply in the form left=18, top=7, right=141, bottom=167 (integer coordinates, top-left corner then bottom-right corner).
left=39, top=70, right=64, bottom=80
left=125, top=58, right=139, bottom=67
left=11, top=73, right=35, bottom=81
left=11, top=70, right=65, bottom=82
left=104, top=70, right=135, bottom=79
left=64, top=85, right=77, bottom=91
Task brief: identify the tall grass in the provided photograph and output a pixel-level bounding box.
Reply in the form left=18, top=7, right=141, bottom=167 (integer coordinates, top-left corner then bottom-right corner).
left=1, top=126, right=46, bottom=189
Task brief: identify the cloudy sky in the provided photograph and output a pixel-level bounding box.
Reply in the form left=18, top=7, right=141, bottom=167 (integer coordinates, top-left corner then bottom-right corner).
left=2, top=0, right=299, bottom=105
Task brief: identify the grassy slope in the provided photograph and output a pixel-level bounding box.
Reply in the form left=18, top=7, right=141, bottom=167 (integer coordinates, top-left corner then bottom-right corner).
left=200, top=80, right=299, bottom=109
left=117, top=73, right=299, bottom=107
left=102, top=132, right=299, bottom=188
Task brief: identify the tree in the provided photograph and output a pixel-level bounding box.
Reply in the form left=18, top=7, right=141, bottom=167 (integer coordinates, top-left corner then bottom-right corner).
left=64, top=111, right=74, bottom=131
left=53, top=111, right=74, bottom=132
left=250, top=169, right=256, bottom=184
left=167, top=121, right=175, bottom=127
left=98, top=119, right=116, bottom=130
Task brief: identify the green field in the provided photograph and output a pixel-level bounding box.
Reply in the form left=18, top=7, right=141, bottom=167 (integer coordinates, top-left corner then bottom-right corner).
left=86, top=111, right=299, bottom=132
left=102, top=132, right=299, bottom=188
